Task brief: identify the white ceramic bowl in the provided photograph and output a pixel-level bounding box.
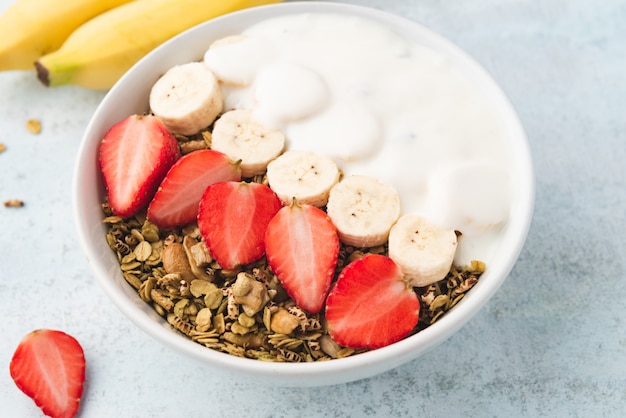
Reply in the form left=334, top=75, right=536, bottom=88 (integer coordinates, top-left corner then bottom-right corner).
left=73, top=1, right=534, bottom=387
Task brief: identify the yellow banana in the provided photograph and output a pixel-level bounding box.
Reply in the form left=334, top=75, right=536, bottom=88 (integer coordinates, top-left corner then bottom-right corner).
left=35, top=0, right=282, bottom=90
left=0, top=0, right=133, bottom=71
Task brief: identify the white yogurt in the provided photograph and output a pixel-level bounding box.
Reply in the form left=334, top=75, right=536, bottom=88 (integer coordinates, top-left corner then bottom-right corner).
left=253, top=61, right=329, bottom=127
left=203, top=13, right=514, bottom=265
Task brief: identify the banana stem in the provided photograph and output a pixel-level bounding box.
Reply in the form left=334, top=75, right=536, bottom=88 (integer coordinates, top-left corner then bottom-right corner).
left=35, top=56, right=80, bottom=88
left=35, top=62, right=50, bottom=87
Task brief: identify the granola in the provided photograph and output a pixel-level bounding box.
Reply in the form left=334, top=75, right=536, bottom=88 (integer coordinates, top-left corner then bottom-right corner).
left=102, top=184, right=483, bottom=362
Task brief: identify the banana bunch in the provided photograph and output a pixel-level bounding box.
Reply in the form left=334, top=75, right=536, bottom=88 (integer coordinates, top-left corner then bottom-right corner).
left=0, top=0, right=133, bottom=71
left=0, top=0, right=281, bottom=89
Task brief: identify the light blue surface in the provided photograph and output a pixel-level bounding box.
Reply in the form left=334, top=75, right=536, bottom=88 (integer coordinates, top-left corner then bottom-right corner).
left=1, top=0, right=625, bottom=416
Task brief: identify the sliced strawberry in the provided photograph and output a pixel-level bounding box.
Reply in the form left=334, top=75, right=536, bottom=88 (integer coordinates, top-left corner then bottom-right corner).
left=98, top=114, right=180, bottom=218
left=147, top=149, right=241, bottom=228
left=325, top=254, right=420, bottom=349
left=10, top=329, right=86, bottom=418
left=198, top=181, right=282, bottom=270
left=265, top=201, right=339, bottom=313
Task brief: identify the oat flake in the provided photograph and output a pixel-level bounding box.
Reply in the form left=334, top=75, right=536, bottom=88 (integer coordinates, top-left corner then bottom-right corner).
left=26, top=119, right=42, bottom=134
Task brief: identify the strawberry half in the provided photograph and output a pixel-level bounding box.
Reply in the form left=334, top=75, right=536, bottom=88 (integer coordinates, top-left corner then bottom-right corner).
left=265, top=201, right=339, bottom=313
left=325, top=254, right=420, bottom=349
left=147, top=149, right=241, bottom=228
left=10, top=329, right=86, bottom=418
left=198, top=181, right=282, bottom=270
left=98, top=114, right=180, bottom=218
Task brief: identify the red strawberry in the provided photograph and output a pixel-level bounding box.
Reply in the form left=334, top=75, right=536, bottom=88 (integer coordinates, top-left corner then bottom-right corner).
left=98, top=114, right=180, bottom=217
left=198, top=181, right=282, bottom=270
left=265, top=201, right=339, bottom=313
left=10, top=329, right=86, bottom=418
left=147, top=150, right=241, bottom=228
left=325, top=254, right=420, bottom=349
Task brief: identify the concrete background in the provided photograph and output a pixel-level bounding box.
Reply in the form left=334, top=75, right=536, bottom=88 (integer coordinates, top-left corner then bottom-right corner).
left=1, top=0, right=624, bottom=416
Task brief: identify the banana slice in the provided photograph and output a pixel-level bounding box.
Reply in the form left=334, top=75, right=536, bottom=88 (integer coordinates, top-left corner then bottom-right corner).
left=210, top=109, right=285, bottom=177
left=388, top=214, right=458, bottom=287
left=149, top=62, right=223, bottom=136
left=326, top=175, right=401, bottom=247
left=266, top=150, right=340, bottom=207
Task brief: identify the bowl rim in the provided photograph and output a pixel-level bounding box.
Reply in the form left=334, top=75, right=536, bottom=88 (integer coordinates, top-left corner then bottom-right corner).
left=73, top=1, right=534, bottom=386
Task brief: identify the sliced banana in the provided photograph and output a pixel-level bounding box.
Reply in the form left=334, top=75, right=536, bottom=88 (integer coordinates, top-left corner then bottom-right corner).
left=210, top=109, right=285, bottom=177
left=266, top=150, right=340, bottom=207
left=388, top=213, right=458, bottom=287
left=326, top=175, right=401, bottom=247
left=149, top=62, right=223, bottom=136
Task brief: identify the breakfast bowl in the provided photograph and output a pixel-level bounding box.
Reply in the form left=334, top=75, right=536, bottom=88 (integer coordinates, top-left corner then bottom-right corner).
left=73, top=1, right=534, bottom=387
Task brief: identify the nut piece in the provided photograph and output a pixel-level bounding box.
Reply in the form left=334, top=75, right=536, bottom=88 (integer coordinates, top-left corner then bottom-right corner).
left=26, top=118, right=42, bottom=134
left=270, top=308, right=300, bottom=335
left=188, top=238, right=212, bottom=266
left=232, top=274, right=252, bottom=296
left=232, top=272, right=270, bottom=317
left=183, top=235, right=214, bottom=281
left=162, top=242, right=195, bottom=282
left=319, top=335, right=342, bottom=359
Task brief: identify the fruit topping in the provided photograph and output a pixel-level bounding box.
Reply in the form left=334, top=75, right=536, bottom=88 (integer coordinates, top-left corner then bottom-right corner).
left=10, top=329, right=86, bottom=418
left=210, top=109, right=285, bottom=177
left=98, top=114, right=180, bottom=217
left=265, top=200, right=340, bottom=313
left=326, top=175, right=401, bottom=248
left=149, top=62, right=224, bottom=136
left=147, top=149, right=241, bottom=228
left=325, top=254, right=420, bottom=349
left=266, top=150, right=340, bottom=207
left=388, top=213, right=458, bottom=287
left=197, top=181, right=282, bottom=269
